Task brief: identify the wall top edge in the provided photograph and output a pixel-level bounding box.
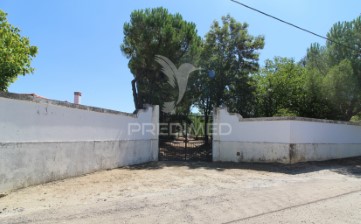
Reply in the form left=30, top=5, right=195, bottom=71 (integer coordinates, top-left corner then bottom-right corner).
left=0, top=91, right=154, bottom=118
left=242, top=116, right=361, bottom=126
left=216, top=107, right=361, bottom=126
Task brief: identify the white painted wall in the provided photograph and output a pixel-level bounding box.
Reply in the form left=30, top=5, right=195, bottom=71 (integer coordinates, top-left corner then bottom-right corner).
left=290, top=121, right=361, bottom=144
left=214, top=108, right=291, bottom=143
left=0, top=96, right=156, bottom=142
left=213, top=107, right=361, bottom=164
left=0, top=93, right=159, bottom=193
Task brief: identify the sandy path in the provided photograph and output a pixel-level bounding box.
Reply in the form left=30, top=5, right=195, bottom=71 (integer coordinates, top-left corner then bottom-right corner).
left=1, top=160, right=361, bottom=223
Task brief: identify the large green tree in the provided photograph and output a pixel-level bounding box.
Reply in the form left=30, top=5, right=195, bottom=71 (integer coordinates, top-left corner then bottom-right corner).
left=193, top=15, right=264, bottom=142
left=322, top=59, right=361, bottom=120
left=0, top=10, right=37, bottom=91
left=255, top=16, right=361, bottom=121
left=255, top=57, right=305, bottom=117
left=254, top=55, right=345, bottom=119
left=195, top=15, right=264, bottom=117
left=304, top=16, right=361, bottom=121
left=298, top=44, right=334, bottom=119
left=121, top=7, right=201, bottom=112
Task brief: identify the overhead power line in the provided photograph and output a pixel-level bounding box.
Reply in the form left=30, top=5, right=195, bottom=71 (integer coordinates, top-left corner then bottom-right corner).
left=229, top=0, right=361, bottom=54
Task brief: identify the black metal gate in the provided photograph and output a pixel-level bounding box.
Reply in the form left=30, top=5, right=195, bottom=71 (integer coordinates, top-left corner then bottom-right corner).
left=158, top=115, right=212, bottom=162
left=159, top=137, right=212, bottom=161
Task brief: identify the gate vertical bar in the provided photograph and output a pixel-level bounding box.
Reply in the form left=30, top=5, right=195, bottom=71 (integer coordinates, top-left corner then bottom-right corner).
left=185, top=122, right=188, bottom=161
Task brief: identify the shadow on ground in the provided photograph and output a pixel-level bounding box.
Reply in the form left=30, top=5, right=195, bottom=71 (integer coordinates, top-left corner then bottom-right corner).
left=124, top=157, right=361, bottom=178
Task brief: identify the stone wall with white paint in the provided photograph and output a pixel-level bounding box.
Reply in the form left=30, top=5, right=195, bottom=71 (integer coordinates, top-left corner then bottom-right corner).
left=213, top=107, right=361, bottom=164
left=0, top=92, right=159, bottom=193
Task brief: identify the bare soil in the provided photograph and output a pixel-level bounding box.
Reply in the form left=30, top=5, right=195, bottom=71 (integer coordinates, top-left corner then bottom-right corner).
left=1, top=158, right=361, bottom=224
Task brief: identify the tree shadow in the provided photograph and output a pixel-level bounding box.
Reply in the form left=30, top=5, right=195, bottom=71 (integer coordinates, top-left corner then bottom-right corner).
left=124, top=157, right=361, bottom=178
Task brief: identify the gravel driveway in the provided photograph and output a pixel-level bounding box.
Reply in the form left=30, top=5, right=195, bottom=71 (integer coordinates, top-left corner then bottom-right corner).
left=1, top=158, right=361, bottom=224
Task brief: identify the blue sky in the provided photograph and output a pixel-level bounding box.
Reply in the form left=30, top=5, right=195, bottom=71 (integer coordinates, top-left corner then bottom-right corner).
left=1, top=0, right=360, bottom=113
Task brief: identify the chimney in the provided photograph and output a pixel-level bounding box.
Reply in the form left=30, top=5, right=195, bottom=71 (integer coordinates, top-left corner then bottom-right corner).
left=74, top=92, right=82, bottom=104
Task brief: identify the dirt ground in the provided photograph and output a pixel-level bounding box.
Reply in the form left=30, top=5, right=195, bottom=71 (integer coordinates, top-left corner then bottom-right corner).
left=1, top=158, right=361, bottom=224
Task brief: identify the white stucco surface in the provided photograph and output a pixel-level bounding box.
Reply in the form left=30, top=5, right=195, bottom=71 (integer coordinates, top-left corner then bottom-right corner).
left=213, top=107, right=361, bottom=164
left=0, top=93, right=159, bottom=193
left=215, top=108, right=291, bottom=143
left=290, top=121, right=361, bottom=144
left=0, top=96, right=156, bottom=142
